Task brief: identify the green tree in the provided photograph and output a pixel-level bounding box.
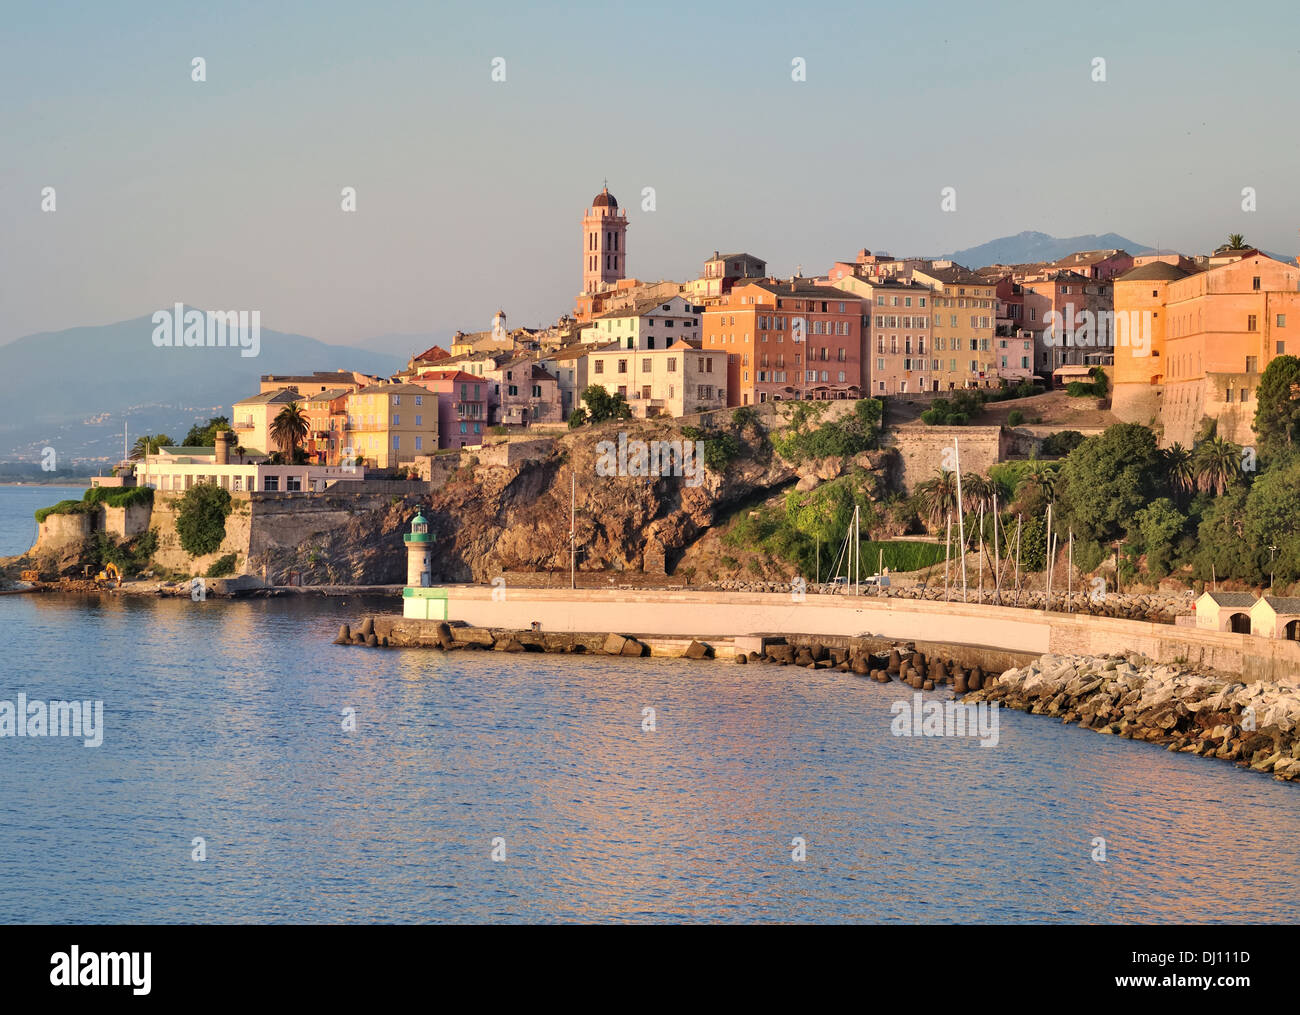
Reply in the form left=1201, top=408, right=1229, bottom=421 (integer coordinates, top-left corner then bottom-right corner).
left=130, top=434, right=173, bottom=459
left=1252, top=355, right=1300, bottom=460
left=1056, top=423, right=1166, bottom=545
left=183, top=416, right=231, bottom=448
left=567, top=407, right=588, bottom=429
left=913, top=469, right=957, bottom=530
left=1160, top=442, right=1195, bottom=502
left=270, top=402, right=309, bottom=460
left=581, top=385, right=632, bottom=423
left=1242, top=457, right=1300, bottom=585
left=1134, top=497, right=1186, bottom=578
left=175, top=484, right=233, bottom=558
left=1192, top=435, right=1242, bottom=495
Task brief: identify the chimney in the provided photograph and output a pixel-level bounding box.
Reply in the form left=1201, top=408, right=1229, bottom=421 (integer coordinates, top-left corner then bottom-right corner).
left=215, top=429, right=233, bottom=465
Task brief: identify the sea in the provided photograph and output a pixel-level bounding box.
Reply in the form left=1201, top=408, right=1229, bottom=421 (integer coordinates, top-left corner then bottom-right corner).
left=2, top=485, right=1298, bottom=923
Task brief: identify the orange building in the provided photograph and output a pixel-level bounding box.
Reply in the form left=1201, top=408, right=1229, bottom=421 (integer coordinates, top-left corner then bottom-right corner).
left=1113, top=253, right=1300, bottom=446
left=701, top=279, right=864, bottom=406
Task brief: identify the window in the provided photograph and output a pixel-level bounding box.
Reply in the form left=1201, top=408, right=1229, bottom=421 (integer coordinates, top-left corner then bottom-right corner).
left=415, top=436, right=423, bottom=450
left=264, top=476, right=279, bottom=491
left=1278, top=341, right=1287, bottom=355
left=508, top=385, right=518, bottom=396
left=393, top=436, right=400, bottom=449
left=642, top=358, right=652, bottom=372
left=287, top=475, right=302, bottom=492
left=1248, top=315, right=1258, bottom=331
left=415, top=415, right=421, bottom=426
left=1246, top=356, right=1259, bottom=373
left=1253, top=276, right=1261, bottom=291
left=415, top=395, right=422, bottom=406
left=474, top=423, right=481, bottom=433
left=594, top=360, right=604, bottom=374
left=392, top=414, right=399, bottom=425
left=460, top=422, right=467, bottom=434
left=393, top=395, right=400, bottom=405
left=668, top=357, right=677, bottom=372
left=1278, top=314, right=1287, bottom=328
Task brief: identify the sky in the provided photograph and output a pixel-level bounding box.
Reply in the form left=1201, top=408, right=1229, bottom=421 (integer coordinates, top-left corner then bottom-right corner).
left=2, top=0, right=1297, bottom=347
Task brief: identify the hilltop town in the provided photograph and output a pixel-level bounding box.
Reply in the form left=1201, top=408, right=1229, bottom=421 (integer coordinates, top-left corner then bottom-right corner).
left=10, top=188, right=1300, bottom=636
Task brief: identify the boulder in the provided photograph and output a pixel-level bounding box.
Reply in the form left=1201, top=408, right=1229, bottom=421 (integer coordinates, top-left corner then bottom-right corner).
left=602, top=633, right=629, bottom=655
left=620, top=638, right=647, bottom=657
left=684, top=640, right=713, bottom=660
left=333, top=624, right=351, bottom=645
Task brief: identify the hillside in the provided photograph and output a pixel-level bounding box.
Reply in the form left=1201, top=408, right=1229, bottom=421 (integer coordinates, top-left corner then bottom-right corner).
left=0, top=312, right=404, bottom=462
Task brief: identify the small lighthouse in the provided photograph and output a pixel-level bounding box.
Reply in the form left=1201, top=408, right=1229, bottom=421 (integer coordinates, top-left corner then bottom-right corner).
left=402, top=511, right=447, bottom=620
left=404, top=512, right=432, bottom=587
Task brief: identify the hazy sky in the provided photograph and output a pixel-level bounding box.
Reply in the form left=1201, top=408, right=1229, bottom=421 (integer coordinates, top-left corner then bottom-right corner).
left=3, top=0, right=1296, bottom=347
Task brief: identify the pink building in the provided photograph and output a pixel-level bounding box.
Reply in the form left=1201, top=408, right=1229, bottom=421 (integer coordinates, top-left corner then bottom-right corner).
left=487, top=358, right=563, bottom=425
left=411, top=370, right=490, bottom=449
left=582, top=185, right=628, bottom=294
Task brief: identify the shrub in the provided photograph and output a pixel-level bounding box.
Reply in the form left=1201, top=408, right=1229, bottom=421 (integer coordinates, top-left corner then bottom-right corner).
left=1041, top=430, right=1085, bottom=457
left=205, top=553, right=237, bottom=577
left=1007, top=410, right=1024, bottom=426
left=732, top=406, right=760, bottom=430
left=702, top=431, right=742, bottom=472
left=175, top=484, right=233, bottom=557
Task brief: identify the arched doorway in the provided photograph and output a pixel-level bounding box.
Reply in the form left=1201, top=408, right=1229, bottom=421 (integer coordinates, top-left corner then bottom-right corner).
left=1286, top=620, right=1300, bottom=641
left=1229, top=613, right=1251, bottom=634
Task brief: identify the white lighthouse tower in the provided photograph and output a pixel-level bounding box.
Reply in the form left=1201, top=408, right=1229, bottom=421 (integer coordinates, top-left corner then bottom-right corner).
left=402, top=512, right=447, bottom=620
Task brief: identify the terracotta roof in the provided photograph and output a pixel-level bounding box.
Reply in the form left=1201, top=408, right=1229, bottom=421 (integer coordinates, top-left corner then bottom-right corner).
left=1118, top=262, right=1192, bottom=282
left=234, top=388, right=302, bottom=405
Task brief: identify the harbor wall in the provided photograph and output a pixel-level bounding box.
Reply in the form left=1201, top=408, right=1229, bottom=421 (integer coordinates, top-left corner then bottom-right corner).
left=430, top=586, right=1300, bottom=683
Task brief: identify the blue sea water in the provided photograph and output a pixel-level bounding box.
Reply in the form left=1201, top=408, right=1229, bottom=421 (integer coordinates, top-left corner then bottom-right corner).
left=1, top=487, right=1298, bottom=923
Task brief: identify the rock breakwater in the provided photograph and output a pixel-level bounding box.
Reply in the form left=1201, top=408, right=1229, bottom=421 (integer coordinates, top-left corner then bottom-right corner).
left=969, top=653, right=1300, bottom=782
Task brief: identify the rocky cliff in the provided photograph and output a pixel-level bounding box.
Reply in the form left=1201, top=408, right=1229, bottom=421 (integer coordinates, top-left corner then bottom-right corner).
left=253, top=419, right=800, bottom=584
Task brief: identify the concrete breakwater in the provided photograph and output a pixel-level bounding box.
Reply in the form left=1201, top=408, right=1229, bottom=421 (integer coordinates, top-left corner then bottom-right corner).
left=332, top=615, right=1015, bottom=690
left=968, top=652, right=1300, bottom=783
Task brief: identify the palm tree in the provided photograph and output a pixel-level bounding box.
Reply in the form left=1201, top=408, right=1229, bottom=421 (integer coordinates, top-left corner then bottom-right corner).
left=1217, top=234, right=1248, bottom=252
left=130, top=433, right=173, bottom=460
left=1193, top=436, right=1240, bottom=495
left=270, top=403, right=309, bottom=460
left=914, top=469, right=958, bottom=531
left=1161, top=442, right=1195, bottom=499
left=960, top=472, right=996, bottom=515
left=234, top=445, right=247, bottom=465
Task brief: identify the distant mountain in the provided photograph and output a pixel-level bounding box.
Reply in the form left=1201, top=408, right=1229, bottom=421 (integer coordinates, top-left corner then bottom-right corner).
left=0, top=311, right=403, bottom=461
left=345, top=330, right=452, bottom=361
left=944, top=231, right=1150, bottom=268
left=944, top=230, right=1294, bottom=269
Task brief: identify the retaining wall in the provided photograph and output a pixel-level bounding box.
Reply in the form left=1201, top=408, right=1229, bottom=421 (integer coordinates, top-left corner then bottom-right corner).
left=430, top=586, right=1300, bottom=683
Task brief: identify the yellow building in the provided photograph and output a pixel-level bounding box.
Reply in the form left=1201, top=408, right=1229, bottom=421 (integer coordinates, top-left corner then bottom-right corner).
left=911, top=265, right=998, bottom=389
left=232, top=388, right=301, bottom=457
left=344, top=383, right=440, bottom=468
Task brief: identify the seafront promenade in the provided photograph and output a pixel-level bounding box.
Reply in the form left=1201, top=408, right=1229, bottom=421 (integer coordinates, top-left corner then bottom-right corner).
left=423, top=586, right=1300, bottom=684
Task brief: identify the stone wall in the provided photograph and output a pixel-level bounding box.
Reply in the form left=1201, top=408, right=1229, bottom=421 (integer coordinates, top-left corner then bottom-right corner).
left=884, top=424, right=1008, bottom=492
left=102, top=501, right=152, bottom=541
left=476, top=437, right=556, bottom=468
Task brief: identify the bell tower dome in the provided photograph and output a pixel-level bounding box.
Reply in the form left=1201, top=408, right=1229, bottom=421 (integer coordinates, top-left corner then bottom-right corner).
left=581, top=184, right=628, bottom=294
